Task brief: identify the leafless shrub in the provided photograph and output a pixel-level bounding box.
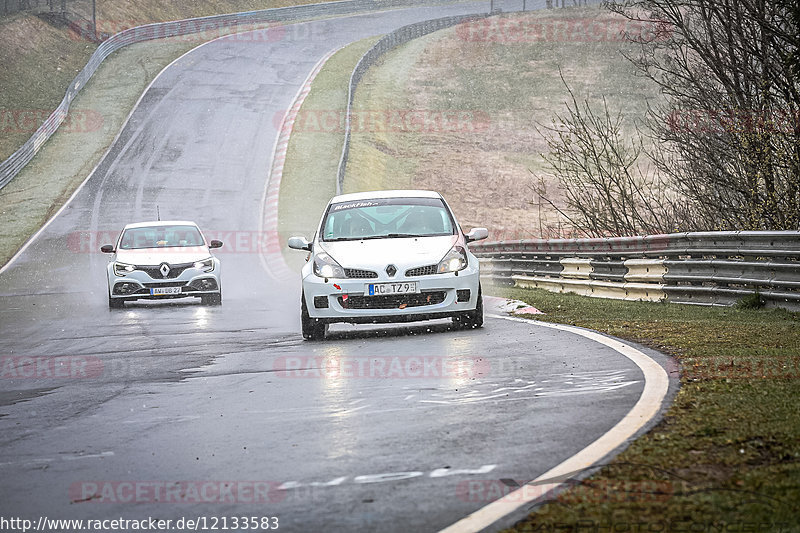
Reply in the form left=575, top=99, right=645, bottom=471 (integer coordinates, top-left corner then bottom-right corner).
left=608, top=0, right=800, bottom=230
left=532, top=73, right=691, bottom=237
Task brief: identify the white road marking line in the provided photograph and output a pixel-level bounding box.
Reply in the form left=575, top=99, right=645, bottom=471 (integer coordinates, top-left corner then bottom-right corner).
left=0, top=450, right=114, bottom=468
left=438, top=311, right=670, bottom=533
left=63, top=451, right=114, bottom=461
left=0, top=27, right=253, bottom=276
left=0, top=458, right=54, bottom=468
left=334, top=405, right=368, bottom=416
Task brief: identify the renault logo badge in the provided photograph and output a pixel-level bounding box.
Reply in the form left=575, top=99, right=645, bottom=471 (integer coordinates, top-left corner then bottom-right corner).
left=159, top=263, right=171, bottom=278
left=386, top=264, right=397, bottom=277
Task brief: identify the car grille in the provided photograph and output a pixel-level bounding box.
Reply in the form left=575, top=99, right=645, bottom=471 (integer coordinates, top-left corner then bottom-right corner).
left=345, top=268, right=378, bottom=279
left=137, top=263, right=192, bottom=279
left=338, top=291, right=446, bottom=310
left=142, top=281, right=187, bottom=288
left=405, top=264, right=437, bottom=277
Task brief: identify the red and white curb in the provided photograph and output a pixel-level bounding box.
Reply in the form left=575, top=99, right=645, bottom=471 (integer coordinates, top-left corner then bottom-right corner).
left=258, top=47, right=342, bottom=281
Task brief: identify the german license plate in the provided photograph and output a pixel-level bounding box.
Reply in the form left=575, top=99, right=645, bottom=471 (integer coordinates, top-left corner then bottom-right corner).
left=150, top=286, right=182, bottom=296
left=366, top=282, right=418, bottom=296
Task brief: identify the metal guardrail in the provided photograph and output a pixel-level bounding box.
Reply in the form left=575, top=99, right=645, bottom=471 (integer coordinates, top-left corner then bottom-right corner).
left=335, top=11, right=489, bottom=194
left=0, top=0, right=473, bottom=191
left=472, top=231, right=800, bottom=310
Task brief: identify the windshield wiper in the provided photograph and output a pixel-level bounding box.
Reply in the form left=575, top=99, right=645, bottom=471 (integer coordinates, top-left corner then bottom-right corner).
left=326, top=233, right=442, bottom=241
left=348, top=233, right=427, bottom=240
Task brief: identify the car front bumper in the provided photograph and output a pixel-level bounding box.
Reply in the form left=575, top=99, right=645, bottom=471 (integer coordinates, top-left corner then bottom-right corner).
left=301, top=265, right=480, bottom=323
left=107, top=265, right=222, bottom=301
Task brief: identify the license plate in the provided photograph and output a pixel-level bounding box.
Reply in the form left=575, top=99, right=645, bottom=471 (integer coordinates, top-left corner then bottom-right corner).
left=150, top=286, right=182, bottom=296
left=366, top=282, right=418, bottom=296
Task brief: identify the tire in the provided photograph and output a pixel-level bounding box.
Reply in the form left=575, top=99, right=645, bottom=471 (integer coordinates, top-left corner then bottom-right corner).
left=108, top=295, right=124, bottom=309
left=301, top=293, right=327, bottom=340
left=201, top=292, right=222, bottom=306
left=453, top=286, right=483, bottom=330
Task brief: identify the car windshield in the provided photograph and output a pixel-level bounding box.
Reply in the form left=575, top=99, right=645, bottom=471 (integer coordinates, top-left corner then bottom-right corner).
left=118, top=225, right=205, bottom=249
left=321, top=197, right=456, bottom=242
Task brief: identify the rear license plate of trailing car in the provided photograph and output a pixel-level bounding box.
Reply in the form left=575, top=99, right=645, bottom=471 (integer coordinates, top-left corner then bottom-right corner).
left=366, top=282, right=418, bottom=296
left=150, top=286, right=182, bottom=296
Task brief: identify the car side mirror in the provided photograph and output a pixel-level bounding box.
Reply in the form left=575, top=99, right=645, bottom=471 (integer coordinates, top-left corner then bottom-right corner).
left=465, top=227, right=489, bottom=243
left=100, top=244, right=115, bottom=253
left=209, top=240, right=223, bottom=249
left=288, top=236, right=312, bottom=251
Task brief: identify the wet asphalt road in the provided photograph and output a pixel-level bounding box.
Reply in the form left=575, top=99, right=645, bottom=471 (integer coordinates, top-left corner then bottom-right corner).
left=0, top=3, right=669, bottom=532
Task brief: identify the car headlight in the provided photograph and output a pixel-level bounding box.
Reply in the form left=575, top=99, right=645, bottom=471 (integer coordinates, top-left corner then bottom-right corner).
left=313, top=252, right=345, bottom=279
left=437, top=246, right=468, bottom=273
left=113, top=262, right=136, bottom=276
left=193, top=257, right=215, bottom=272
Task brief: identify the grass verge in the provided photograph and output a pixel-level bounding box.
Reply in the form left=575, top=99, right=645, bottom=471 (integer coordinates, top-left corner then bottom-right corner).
left=0, top=0, right=339, bottom=159
left=0, top=5, right=349, bottom=268
left=343, top=6, right=662, bottom=237
left=277, top=36, right=379, bottom=272
left=0, top=38, right=199, bottom=266
left=493, top=285, right=800, bottom=531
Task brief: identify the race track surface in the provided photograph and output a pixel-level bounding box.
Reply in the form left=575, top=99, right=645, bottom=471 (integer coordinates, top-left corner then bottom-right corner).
left=0, top=4, right=671, bottom=531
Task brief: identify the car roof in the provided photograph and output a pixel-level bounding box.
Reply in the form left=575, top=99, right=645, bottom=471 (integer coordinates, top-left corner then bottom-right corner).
left=122, top=221, right=199, bottom=229
left=329, top=190, right=443, bottom=203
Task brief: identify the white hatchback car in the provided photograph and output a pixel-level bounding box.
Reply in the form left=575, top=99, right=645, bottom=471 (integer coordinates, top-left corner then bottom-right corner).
left=101, top=221, right=223, bottom=308
left=288, top=190, right=488, bottom=340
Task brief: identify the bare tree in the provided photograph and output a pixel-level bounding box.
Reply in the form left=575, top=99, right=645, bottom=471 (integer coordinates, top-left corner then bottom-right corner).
left=533, top=74, right=689, bottom=237
left=608, top=0, right=800, bottom=230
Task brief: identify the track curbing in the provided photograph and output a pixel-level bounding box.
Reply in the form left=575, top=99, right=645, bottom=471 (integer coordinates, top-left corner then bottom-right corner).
left=438, top=300, right=671, bottom=533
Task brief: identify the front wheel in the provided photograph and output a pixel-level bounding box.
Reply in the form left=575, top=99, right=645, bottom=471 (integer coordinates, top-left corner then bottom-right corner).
left=453, top=287, right=483, bottom=330
left=301, top=293, right=327, bottom=340
left=108, top=295, right=124, bottom=309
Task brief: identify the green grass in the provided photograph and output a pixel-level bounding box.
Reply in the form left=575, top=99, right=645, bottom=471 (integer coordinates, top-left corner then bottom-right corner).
left=0, top=38, right=200, bottom=266
left=0, top=0, right=341, bottom=160
left=493, top=286, right=800, bottom=531
left=0, top=14, right=98, bottom=160
left=277, top=36, right=380, bottom=272
left=279, top=6, right=665, bottom=243
left=342, top=34, right=432, bottom=193
left=0, top=2, right=343, bottom=268
left=343, top=6, right=662, bottom=235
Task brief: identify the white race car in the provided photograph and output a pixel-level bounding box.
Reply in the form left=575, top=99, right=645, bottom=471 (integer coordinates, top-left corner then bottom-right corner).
left=288, top=190, right=488, bottom=340
left=101, top=221, right=223, bottom=308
